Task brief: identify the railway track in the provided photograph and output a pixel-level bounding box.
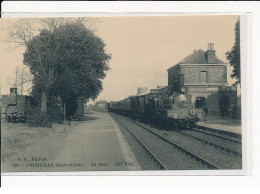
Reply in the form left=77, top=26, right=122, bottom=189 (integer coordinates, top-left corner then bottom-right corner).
left=175, top=127, right=242, bottom=156
left=191, top=127, right=241, bottom=144
left=135, top=116, right=242, bottom=157
left=115, top=117, right=168, bottom=170
left=110, top=113, right=220, bottom=170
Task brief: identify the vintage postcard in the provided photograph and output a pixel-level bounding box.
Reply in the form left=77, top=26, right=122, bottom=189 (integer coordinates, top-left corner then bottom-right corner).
left=0, top=15, right=247, bottom=175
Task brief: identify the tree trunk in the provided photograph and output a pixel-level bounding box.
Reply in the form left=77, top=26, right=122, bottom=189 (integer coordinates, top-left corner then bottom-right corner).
left=41, top=91, right=47, bottom=113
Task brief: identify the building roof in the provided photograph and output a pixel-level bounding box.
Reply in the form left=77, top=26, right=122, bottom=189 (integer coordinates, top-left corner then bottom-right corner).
left=137, top=91, right=150, bottom=97
left=95, top=100, right=108, bottom=104
left=178, top=49, right=225, bottom=64
left=168, top=49, right=226, bottom=71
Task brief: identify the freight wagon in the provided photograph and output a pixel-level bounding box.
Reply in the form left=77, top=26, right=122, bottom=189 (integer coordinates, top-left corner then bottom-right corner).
left=2, top=88, right=30, bottom=123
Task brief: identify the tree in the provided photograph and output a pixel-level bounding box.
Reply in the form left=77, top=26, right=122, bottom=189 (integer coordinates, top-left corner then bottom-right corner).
left=5, top=66, right=33, bottom=95
left=7, top=18, right=101, bottom=114
left=23, top=19, right=110, bottom=116
left=226, top=19, right=240, bottom=85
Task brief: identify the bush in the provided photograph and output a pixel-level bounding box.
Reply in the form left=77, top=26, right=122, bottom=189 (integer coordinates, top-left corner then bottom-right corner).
left=48, top=102, right=64, bottom=124
left=26, top=105, right=52, bottom=128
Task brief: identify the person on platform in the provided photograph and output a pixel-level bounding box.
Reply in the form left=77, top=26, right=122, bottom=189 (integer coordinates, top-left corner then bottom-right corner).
left=203, top=105, right=208, bottom=121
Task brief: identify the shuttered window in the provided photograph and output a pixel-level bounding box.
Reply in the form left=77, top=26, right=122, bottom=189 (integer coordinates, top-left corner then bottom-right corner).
left=200, top=71, right=207, bottom=83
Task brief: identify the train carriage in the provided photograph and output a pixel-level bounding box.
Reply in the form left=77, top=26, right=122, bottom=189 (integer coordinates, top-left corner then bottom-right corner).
left=108, top=86, right=197, bottom=129
left=121, top=98, right=131, bottom=111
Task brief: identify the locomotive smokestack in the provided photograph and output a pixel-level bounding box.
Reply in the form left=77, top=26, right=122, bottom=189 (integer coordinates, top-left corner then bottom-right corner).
left=9, top=88, right=18, bottom=105
left=10, top=88, right=17, bottom=95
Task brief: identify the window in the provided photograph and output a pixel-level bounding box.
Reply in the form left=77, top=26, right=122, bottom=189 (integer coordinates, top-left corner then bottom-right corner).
left=195, top=97, right=206, bottom=108
left=200, top=71, right=207, bottom=83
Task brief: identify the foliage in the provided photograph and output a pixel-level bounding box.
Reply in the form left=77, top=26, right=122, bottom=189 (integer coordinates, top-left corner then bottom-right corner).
left=47, top=97, right=64, bottom=123
left=22, top=19, right=110, bottom=118
left=226, top=19, right=240, bottom=84
left=26, top=104, right=52, bottom=127
left=49, top=23, right=110, bottom=100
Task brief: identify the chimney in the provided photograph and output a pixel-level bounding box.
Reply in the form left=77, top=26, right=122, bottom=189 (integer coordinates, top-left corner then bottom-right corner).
left=206, top=43, right=216, bottom=64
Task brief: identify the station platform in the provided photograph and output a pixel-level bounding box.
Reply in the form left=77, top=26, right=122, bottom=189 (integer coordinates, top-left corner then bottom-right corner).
left=197, top=115, right=242, bottom=136
left=3, top=111, right=141, bottom=172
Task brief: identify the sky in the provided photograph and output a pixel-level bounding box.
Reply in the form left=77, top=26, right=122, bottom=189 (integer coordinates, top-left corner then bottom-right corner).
left=0, top=15, right=239, bottom=102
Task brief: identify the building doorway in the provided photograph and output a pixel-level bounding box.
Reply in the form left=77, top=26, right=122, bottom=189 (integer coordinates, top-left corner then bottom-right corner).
left=219, top=95, right=230, bottom=118
left=195, top=97, right=206, bottom=108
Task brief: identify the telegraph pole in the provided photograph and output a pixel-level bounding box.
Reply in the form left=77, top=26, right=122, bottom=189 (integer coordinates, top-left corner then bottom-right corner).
left=21, top=68, right=24, bottom=95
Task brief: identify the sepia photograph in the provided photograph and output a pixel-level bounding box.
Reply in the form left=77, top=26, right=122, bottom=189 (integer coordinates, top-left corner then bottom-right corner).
left=0, top=15, right=243, bottom=174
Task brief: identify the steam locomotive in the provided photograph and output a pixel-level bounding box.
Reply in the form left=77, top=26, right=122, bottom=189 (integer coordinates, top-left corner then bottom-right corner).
left=108, top=86, right=197, bottom=129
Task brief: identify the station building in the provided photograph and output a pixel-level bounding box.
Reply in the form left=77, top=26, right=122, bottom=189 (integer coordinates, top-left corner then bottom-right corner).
left=167, top=43, right=237, bottom=116
left=95, top=100, right=108, bottom=111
